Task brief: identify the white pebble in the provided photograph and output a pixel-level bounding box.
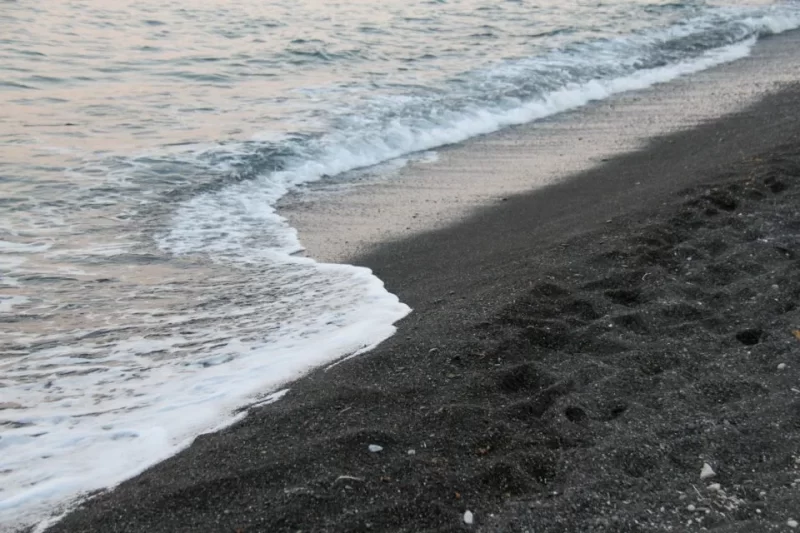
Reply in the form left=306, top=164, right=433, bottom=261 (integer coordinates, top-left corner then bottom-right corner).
left=778, top=363, right=787, bottom=371
left=407, top=449, right=416, bottom=456
left=707, top=483, right=721, bottom=492
left=700, top=462, right=715, bottom=479
left=464, top=510, right=474, bottom=525
left=788, top=519, right=798, bottom=528
left=368, top=444, right=383, bottom=453
left=687, top=504, right=696, bottom=512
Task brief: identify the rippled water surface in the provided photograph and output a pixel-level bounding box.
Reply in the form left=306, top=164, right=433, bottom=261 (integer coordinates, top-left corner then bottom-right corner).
left=2, top=0, right=800, bottom=529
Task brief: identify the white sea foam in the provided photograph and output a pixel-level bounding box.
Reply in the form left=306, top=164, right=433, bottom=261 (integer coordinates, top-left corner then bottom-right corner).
left=162, top=6, right=800, bottom=263
left=161, top=36, right=762, bottom=261
left=1, top=256, right=409, bottom=530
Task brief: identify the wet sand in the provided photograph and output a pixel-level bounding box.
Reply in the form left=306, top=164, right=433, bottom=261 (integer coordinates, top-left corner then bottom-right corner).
left=46, top=38, right=800, bottom=533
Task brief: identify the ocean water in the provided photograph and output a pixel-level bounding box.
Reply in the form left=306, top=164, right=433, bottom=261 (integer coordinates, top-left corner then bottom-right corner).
left=2, top=0, right=800, bottom=528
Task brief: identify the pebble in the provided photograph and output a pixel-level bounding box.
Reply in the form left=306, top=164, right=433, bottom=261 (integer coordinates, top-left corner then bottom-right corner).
left=788, top=519, right=798, bottom=528
left=464, top=510, right=474, bottom=525
left=687, top=504, right=696, bottom=512
left=700, top=462, right=715, bottom=479
left=707, top=483, right=721, bottom=492
left=368, top=444, right=383, bottom=453
left=407, top=449, right=416, bottom=455
left=778, top=363, right=787, bottom=371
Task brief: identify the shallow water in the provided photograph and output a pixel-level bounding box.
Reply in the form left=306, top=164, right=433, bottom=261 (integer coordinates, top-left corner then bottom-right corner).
left=2, top=0, right=800, bottom=529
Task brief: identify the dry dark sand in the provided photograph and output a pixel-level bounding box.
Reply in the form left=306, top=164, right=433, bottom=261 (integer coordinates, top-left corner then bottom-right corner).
left=46, top=84, right=800, bottom=532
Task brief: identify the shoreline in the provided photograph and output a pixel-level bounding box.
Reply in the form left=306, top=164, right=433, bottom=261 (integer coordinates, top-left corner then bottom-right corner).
left=280, top=31, right=800, bottom=264
left=44, top=78, right=800, bottom=532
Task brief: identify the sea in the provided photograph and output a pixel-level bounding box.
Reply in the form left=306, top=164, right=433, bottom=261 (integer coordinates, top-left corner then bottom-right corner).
left=2, top=0, right=800, bottom=529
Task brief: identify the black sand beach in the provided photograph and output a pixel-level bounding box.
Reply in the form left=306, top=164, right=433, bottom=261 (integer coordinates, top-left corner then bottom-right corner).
left=45, top=81, right=800, bottom=532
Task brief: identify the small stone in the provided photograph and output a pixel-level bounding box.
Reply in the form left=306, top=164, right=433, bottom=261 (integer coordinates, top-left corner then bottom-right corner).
left=687, top=504, right=696, bottom=512
left=700, top=463, right=715, bottom=479
left=463, top=510, right=474, bottom=525
left=368, top=444, right=383, bottom=453
left=407, top=449, right=416, bottom=456
left=788, top=519, right=798, bottom=528
left=778, top=363, right=787, bottom=371
left=707, top=483, right=721, bottom=492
